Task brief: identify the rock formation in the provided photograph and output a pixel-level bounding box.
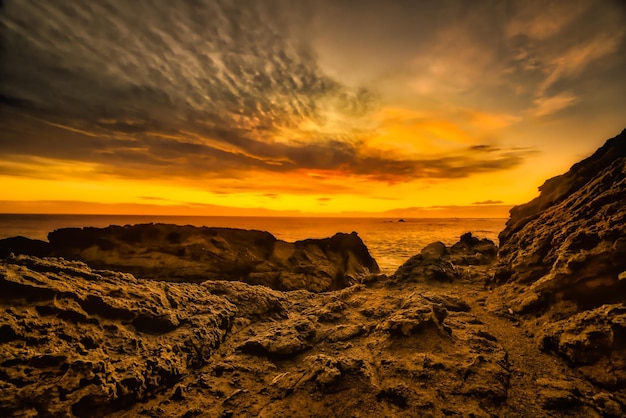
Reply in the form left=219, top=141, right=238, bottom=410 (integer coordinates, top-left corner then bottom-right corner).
left=2, top=225, right=380, bottom=293
left=0, top=254, right=514, bottom=417
left=393, top=233, right=497, bottom=283
left=495, top=129, right=626, bottom=308
left=490, top=129, right=626, bottom=403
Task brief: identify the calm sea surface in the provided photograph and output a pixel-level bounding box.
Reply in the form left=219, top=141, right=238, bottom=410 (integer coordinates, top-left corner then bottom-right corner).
left=0, top=214, right=506, bottom=273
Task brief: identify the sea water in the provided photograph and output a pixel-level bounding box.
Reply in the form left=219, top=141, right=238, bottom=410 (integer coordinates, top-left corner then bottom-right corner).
left=0, top=214, right=506, bottom=274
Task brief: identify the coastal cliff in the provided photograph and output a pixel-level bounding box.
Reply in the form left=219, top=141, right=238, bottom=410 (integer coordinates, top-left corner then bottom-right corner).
left=489, top=129, right=626, bottom=396
left=1, top=130, right=625, bottom=416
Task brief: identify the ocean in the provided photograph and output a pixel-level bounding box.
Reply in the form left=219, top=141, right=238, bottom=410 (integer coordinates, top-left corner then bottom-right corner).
left=0, top=214, right=507, bottom=274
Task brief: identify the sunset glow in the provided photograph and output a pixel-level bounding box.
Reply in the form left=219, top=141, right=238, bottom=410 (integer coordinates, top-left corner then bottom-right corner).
left=1, top=1, right=625, bottom=217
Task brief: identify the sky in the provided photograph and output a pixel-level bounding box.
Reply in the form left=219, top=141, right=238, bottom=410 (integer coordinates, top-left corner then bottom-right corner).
left=1, top=0, right=625, bottom=217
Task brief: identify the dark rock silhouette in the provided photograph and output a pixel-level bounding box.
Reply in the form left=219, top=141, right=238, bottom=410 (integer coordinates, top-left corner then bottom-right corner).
left=498, top=129, right=626, bottom=247
left=0, top=236, right=50, bottom=258
left=44, top=224, right=379, bottom=292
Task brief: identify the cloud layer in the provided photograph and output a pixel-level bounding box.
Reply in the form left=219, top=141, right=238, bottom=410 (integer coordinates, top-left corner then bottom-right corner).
left=0, top=0, right=550, bottom=185
left=1, top=0, right=624, bottom=212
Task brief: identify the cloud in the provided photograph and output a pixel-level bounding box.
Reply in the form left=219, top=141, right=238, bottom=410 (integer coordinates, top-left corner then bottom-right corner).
left=502, top=1, right=626, bottom=118
left=531, top=93, right=579, bottom=117
left=0, top=0, right=616, bottom=195
left=260, top=193, right=280, bottom=199
left=0, top=1, right=366, bottom=136
left=539, top=34, right=623, bottom=95
left=472, top=200, right=504, bottom=205
left=505, top=1, right=590, bottom=41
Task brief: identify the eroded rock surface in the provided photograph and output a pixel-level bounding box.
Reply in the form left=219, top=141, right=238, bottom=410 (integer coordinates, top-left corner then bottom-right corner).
left=495, top=129, right=626, bottom=310
left=0, top=255, right=238, bottom=417
left=392, top=232, right=497, bottom=283
left=18, top=224, right=380, bottom=292
left=0, top=253, right=506, bottom=416
left=487, top=129, right=626, bottom=408
left=2, top=248, right=613, bottom=417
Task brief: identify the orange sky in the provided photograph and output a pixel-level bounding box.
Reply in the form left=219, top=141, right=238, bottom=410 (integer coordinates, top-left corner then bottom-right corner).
left=1, top=1, right=625, bottom=217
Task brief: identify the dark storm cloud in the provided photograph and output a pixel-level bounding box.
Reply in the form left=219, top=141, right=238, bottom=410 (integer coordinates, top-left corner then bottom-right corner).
left=0, top=0, right=535, bottom=182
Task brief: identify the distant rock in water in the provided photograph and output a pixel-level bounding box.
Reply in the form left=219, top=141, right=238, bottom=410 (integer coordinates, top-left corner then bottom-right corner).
left=491, top=129, right=626, bottom=392
left=42, top=224, right=379, bottom=292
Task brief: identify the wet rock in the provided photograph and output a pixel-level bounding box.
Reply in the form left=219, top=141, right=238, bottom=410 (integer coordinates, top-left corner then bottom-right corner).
left=449, top=232, right=498, bottom=265
left=0, top=236, right=50, bottom=258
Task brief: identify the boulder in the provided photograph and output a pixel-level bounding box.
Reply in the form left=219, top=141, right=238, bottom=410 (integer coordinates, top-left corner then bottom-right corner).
left=449, top=232, right=498, bottom=265
left=392, top=233, right=497, bottom=283
left=536, top=304, right=626, bottom=389
left=0, top=236, right=50, bottom=258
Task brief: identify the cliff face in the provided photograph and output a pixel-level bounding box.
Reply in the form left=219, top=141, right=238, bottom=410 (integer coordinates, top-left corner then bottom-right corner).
left=495, top=129, right=626, bottom=311
left=498, top=129, right=626, bottom=248
left=491, top=129, right=626, bottom=394
left=40, top=224, right=379, bottom=293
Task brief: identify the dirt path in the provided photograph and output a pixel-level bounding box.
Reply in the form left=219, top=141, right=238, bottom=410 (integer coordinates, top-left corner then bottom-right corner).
left=462, top=283, right=598, bottom=417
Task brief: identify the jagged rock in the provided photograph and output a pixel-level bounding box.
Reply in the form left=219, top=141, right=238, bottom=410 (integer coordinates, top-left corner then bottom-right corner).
left=37, top=224, right=379, bottom=292
left=237, top=319, right=316, bottom=359
left=592, top=392, right=623, bottom=417
left=3, top=251, right=611, bottom=417
left=449, top=232, right=498, bottom=265
left=392, top=251, right=459, bottom=283
left=536, top=304, right=626, bottom=389
left=486, top=129, right=626, bottom=408
left=392, top=233, right=497, bottom=283
left=378, top=293, right=449, bottom=337
left=0, top=236, right=50, bottom=258
left=0, top=255, right=237, bottom=416
left=536, top=378, right=581, bottom=410
left=494, top=129, right=626, bottom=310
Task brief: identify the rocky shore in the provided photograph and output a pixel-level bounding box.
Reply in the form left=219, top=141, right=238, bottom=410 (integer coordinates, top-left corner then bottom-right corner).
left=1, top=129, right=625, bottom=417
left=0, top=226, right=379, bottom=293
